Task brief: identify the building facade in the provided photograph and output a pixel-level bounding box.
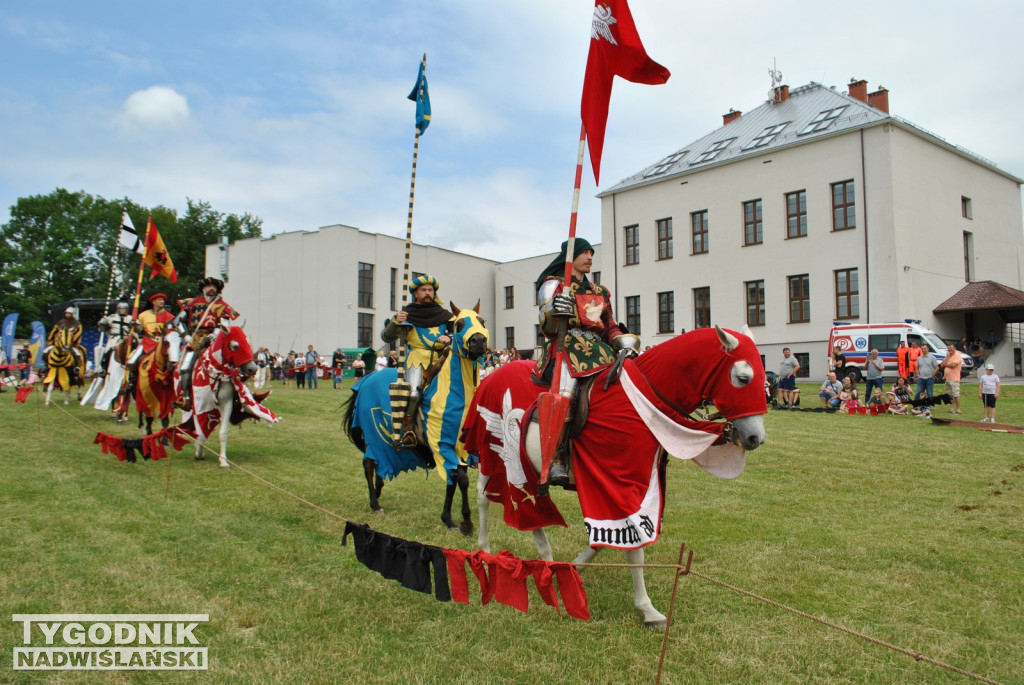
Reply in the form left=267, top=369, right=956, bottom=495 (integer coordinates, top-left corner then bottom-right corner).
left=597, top=79, right=1024, bottom=377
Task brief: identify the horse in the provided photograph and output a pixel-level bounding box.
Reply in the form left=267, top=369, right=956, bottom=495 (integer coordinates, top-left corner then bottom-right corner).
left=342, top=302, right=489, bottom=534
left=90, top=333, right=137, bottom=412
left=183, top=325, right=277, bottom=468
left=463, top=325, right=768, bottom=627
left=43, top=340, right=86, bottom=406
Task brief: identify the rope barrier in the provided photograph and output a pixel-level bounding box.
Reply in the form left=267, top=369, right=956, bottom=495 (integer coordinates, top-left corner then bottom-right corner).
left=34, top=398, right=1005, bottom=685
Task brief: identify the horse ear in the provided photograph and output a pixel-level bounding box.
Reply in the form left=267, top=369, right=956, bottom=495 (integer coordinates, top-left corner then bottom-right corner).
left=474, top=299, right=481, bottom=313
left=716, top=324, right=739, bottom=351
left=450, top=302, right=461, bottom=316
left=740, top=324, right=756, bottom=343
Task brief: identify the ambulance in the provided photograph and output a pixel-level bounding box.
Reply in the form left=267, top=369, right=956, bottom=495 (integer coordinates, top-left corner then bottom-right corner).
left=827, top=320, right=974, bottom=381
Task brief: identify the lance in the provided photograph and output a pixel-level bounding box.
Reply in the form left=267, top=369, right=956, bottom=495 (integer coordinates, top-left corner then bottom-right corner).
left=536, top=123, right=587, bottom=489
left=115, top=217, right=154, bottom=419
left=389, top=53, right=428, bottom=447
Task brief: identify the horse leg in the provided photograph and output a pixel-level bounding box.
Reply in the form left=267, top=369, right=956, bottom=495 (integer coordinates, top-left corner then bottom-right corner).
left=194, top=432, right=206, bottom=460
left=532, top=529, right=553, bottom=562
left=363, top=458, right=384, bottom=513
left=441, top=470, right=458, bottom=530
left=44, top=382, right=53, bottom=406
left=456, top=465, right=473, bottom=537
left=218, top=414, right=230, bottom=468
left=624, top=548, right=667, bottom=628
left=476, top=473, right=491, bottom=552
left=145, top=416, right=154, bottom=436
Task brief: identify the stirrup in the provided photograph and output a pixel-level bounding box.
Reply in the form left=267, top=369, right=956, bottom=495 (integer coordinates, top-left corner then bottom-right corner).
left=547, top=462, right=570, bottom=488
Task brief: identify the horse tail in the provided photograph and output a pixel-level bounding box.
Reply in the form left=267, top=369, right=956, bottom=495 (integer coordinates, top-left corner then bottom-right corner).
left=341, top=387, right=366, bottom=453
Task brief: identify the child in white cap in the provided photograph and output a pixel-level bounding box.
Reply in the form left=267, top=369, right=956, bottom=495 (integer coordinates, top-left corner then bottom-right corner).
left=978, top=364, right=1001, bottom=423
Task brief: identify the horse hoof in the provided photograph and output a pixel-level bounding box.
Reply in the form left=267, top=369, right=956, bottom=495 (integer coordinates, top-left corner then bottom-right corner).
left=195, top=455, right=206, bottom=461
left=644, top=618, right=668, bottom=630
left=372, top=508, right=385, bottom=515
left=441, top=518, right=458, bottom=531
left=459, top=521, right=473, bottom=537
left=219, top=462, right=230, bottom=469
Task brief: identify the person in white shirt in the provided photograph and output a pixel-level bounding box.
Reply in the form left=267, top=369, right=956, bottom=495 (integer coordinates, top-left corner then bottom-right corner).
left=978, top=364, right=1001, bottom=423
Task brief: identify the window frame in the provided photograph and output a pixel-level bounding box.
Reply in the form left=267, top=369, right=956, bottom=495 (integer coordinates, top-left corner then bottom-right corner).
left=624, top=225, right=639, bottom=265
left=787, top=274, right=810, bottom=323
left=691, top=210, right=709, bottom=255
left=357, top=262, right=374, bottom=309
left=785, top=190, right=807, bottom=239
left=625, top=295, right=641, bottom=335
left=834, top=268, right=860, bottom=320
left=745, top=279, right=766, bottom=327
left=743, top=199, right=763, bottom=246
left=831, top=180, right=856, bottom=231
left=657, top=291, right=674, bottom=334
left=693, top=287, right=711, bottom=329
left=656, top=217, right=673, bottom=261
left=504, top=285, right=514, bottom=310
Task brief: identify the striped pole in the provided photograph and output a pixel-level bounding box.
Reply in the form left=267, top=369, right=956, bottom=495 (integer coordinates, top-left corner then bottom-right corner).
left=390, top=54, right=427, bottom=446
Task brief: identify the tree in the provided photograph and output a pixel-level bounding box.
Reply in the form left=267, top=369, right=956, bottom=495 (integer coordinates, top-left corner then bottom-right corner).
left=0, top=189, right=263, bottom=337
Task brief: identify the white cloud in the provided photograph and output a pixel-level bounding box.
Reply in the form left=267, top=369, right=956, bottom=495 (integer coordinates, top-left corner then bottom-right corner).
left=120, top=86, right=190, bottom=131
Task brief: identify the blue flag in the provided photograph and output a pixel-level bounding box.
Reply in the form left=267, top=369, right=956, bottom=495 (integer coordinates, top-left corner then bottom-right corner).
left=29, top=321, right=46, bottom=366
left=407, top=57, right=431, bottom=135
left=2, top=312, right=17, bottom=364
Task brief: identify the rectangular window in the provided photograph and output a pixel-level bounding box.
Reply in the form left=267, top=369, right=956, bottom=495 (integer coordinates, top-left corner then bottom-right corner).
left=794, top=352, right=810, bottom=378
left=389, top=268, right=397, bottom=310
left=743, top=199, right=763, bottom=246
left=656, top=218, right=673, bottom=260
left=625, top=295, right=641, bottom=335
left=504, top=285, right=514, bottom=309
left=691, top=137, right=736, bottom=164
left=625, top=225, right=639, bottom=265
left=963, top=231, right=974, bottom=282
left=745, top=280, right=765, bottom=327
left=592, top=271, right=601, bottom=286
left=357, top=313, right=373, bottom=348
left=505, top=327, right=515, bottom=349
left=788, top=274, right=810, bottom=323
left=798, top=106, right=848, bottom=135
left=691, top=210, right=709, bottom=254
left=961, top=195, right=972, bottom=219
left=831, top=180, right=856, bottom=231
left=786, top=190, right=807, bottom=238
left=742, top=123, right=789, bottom=150
left=693, top=287, right=711, bottom=329
left=358, top=262, right=374, bottom=309
left=835, top=268, right=859, bottom=319
left=657, top=291, right=674, bottom=334
left=868, top=334, right=902, bottom=353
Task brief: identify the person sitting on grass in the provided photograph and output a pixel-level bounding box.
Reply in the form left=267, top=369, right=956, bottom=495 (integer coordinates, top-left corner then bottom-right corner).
left=887, top=377, right=913, bottom=415
left=819, top=372, right=843, bottom=408
left=867, top=387, right=886, bottom=406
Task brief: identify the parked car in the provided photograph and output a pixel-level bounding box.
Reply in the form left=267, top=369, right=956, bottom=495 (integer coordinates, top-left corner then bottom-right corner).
left=827, top=320, right=974, bottom=382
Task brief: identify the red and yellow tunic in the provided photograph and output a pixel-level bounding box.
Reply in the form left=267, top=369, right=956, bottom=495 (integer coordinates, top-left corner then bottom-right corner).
left=137, top=309, right=174, bottom=354
left=177, top=296, right=239, bottom=349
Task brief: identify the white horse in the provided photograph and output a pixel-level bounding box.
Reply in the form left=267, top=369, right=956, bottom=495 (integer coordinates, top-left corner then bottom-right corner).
left=184, top=325, right=275, bottom=468
left=467, top=326, right=768, bottom=627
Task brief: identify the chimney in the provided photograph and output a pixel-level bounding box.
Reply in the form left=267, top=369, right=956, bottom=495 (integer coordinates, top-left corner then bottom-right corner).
left=773, top=84, right=789, bottom=103
left=722, top=109, right=742, bottom=125
left=848, top=79, right=868, bottom=102
left=867, top=87, right=889, bottom=113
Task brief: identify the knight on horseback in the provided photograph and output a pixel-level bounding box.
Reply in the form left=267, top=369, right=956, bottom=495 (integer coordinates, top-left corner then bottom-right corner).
left=131, top=292, right=177, bottom=430
left=175, top=276, right=239, bottom=410
left=381, top=274, right=454, bottom=444
left=96, top=301, right=135, bottom=374
left=43, top=306, right=87, bottom=405
left=535, top=238, right=641, bottom=486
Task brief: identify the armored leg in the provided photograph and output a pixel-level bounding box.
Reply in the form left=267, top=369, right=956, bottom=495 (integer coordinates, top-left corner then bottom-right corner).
left=178, top=349, right=196, bottom=410
left=400, top=365, right=425, bottom=446
left=548, top=359, right=576, bottom=487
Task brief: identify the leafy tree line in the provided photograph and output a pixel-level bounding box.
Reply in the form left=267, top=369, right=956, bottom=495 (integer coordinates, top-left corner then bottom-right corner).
left=0, top=188, right=262, bottom=337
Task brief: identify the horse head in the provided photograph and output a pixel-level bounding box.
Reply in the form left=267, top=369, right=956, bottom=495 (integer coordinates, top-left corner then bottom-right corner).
left=212, top=324, right=258, bottom=377
left=633, top=325, right=766, bottom=450
left=449, top=301, right=489, bottom=361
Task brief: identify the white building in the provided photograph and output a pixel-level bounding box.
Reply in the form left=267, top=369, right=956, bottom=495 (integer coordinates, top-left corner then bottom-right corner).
left=208, top=78, right=1024, bottom=377
left=597, top=79, right=1024, bottom=377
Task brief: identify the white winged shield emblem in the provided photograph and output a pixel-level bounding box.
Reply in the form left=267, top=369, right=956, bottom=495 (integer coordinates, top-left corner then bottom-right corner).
left=592, top=4, right=618, bottom=45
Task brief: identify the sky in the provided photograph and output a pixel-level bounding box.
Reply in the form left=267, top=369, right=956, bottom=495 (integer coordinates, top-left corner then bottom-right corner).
left=1, top=1, right=1022, bottom=263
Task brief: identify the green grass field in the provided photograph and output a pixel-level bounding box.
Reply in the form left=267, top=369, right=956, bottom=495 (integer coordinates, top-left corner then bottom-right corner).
left=1, top=379, right=1022, bottom=684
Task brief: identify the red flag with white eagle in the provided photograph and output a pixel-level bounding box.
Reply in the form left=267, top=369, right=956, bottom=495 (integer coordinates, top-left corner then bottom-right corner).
left=581, top=0, right=671, bottom=184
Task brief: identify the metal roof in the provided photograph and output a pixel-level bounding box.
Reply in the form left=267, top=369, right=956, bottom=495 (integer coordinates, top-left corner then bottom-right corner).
left=933, top=281, right=1024, bottom=321
left=599, top=81, right=1020, bottom=195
